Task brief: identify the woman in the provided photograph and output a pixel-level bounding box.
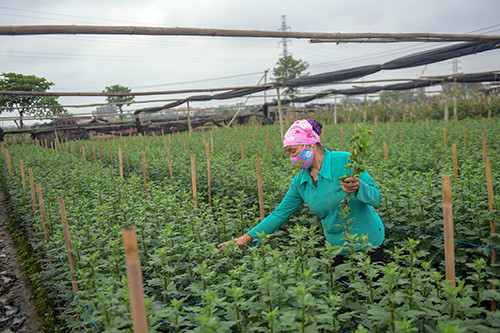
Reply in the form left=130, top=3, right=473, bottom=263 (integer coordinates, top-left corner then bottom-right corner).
left=217, top=119, right=384, bottom=263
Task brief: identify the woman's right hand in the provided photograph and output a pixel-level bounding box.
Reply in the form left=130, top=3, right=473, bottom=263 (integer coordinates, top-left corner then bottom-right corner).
left=217, top=234, right=253, bottom=254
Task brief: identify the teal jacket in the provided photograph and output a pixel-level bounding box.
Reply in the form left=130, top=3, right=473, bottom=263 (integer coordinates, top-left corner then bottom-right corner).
left=247, top=150, right=384, bottom=248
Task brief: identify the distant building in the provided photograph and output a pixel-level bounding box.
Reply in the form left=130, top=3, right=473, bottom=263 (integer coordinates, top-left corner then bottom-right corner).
left=93, top=105, right=119, bottom=119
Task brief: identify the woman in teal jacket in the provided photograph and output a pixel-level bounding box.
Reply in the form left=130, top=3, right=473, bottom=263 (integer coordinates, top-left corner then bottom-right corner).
left=218, top=119, right=385, bottom=263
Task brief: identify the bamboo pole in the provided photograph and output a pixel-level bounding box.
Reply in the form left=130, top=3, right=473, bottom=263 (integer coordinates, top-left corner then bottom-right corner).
left=2, top=25, right=499, bottom=42
left=167, top=145, right=173, bottom=178
left=4, top=150, right=12, bottom=175
left=383, top=141, right=388, bottom=161
left=20, top=159, right=26, bottom=190
left=92, top=145, right=96, bottom=162
left=35, top=183, right=50, bottom=244
left=57, top=197, right=78, bottom=294
left=124, top=141, right=130, bottom=170
left=28, top=168, right=37, bottom=216
left=210, top=132, right=214, bottom=152
left=462, top=125, right=467, bottom=145
left=452, top=144, right=458, bottom=179
left=256, top=153, right=265, bottom=221
left=482, top=131, right=487, bottom=163
left=122, top=226, right=148, bottom=333
left=107, top=140, right=113, bottom=165
left=442, top=175, right=456, bottom=287
left=276, top=88, right=284, bottom=139
left=205, top=142, right=211, bottom=204
left=82, top=146, right=86, bottom=160
left=118, top=148, right=123, bottom=178
left=340, top=126, right=344, bottom=140
left=190, top=154, right=197, bottom=206
left=266, top=128, right=271, bottom=154
left=142, top=152, right=148, bottom=197
left=485, top=157, right=497, bottom=311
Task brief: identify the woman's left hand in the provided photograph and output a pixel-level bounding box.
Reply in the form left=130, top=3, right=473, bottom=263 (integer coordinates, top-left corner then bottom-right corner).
left=341, top=177, right=360, bottom=194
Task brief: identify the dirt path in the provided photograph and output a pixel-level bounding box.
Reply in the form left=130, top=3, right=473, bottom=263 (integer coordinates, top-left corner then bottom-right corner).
left=0, top=192, right=43, bottom=332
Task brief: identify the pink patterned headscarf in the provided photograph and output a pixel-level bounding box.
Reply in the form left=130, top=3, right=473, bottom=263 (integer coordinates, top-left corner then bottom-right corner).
left=283, top=119, right=321, bottom=147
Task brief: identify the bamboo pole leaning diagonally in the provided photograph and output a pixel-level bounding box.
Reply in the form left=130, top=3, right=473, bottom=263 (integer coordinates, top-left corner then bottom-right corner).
left=57, top=197, right=79, bottom=295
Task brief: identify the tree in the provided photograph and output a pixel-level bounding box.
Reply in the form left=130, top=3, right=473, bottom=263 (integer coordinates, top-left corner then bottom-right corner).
left=0, top=72, right=66, bottom=128
left=102, top=85, right=135, bottom=120
left=272, top=55, right=309, bottom=98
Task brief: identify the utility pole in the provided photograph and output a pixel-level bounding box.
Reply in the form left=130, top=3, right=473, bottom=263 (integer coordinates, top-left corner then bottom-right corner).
left=278, top=15, right=291, bottom=57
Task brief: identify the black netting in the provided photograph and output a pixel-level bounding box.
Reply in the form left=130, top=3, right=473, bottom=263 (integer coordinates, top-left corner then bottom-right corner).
left=187, top=95, right=213, bottom=101
left=283, top=65, right=382, bottom=88
left=445, top=73, right=500, bottom=83
left=382, top=40, right=500, bottom=70
left=383, top=80, right=434, bottom=91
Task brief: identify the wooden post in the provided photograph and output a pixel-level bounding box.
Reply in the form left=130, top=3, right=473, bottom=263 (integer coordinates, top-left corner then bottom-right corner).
left=187, top=100, right=192, bottom=138
left=35, top=183, right=50, bottom=244
left=462, top=125, right=467, bottom=145
left=340, top=126, right=344, bottom=140
left=205, top=142, right=211, bottom=204
left=210, top=132, right=214, bottom=152
left=190, top=154, right=197, bottom=205
left=276, top=88, right=284, bottom=139
left=118, top=148, right=123, bottom=178
left=57, top=197, right=78, bottom=294
left=485, top=157, right=497, bottom=311
left=92, top=145, right=96, bottom=162
left=452, top=144, right=458, bottom=179
left=20, top=159, right=26, bottom=189
left=124, top=141, right=130, bottom=170
left=370, top=125, right=374, bottom=140
left=387, top=122, right=390, bottom=131
left=383, top=141, right=388, bottom=161
left=4, top=150, right=12, bottom=175
left=107, top=140, right=113, bottom=165
left=482, top=131, right=487, bottom=163
left=82, top=146, right=86, bottom=160
left=141, top=152, right=148, bottom=197
left=256, top=153, right=265, bottom=221
left=28, top=168, right=37, bottom=216
left=167, top=145, right=173, bottom=178
left=147, top=135, right=150, bottom=148
left=98, top=139, right=102, bottom=162
left=122, top=226, right=148, bottom=333
left=240, top=141, right=244, bottom=160
left=488, top=109, right=491, bottom=119
left=266, top=128, right=271, bottom=154
left=442, top=175, right=456, bottom=287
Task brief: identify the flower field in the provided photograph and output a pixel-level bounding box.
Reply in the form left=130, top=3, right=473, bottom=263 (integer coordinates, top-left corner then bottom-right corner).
left=1, top=117, right=499, bottom=332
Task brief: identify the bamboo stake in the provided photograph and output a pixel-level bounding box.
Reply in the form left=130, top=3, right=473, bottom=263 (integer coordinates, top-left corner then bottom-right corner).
left=57, top=197, right=78, bottom=294
left=164, top=136, right=168, bottom=148
left=387, top=122, right=390, bottom=131
left=399, top=124, right=402, bottom=142
left=20, top=159, right=26, bottom=190
left=462, top=125, right=467, bottom=145
left=452, top=144, right=458, bottom=179
left=118, top=148, right=123, bottom=178
left=488, top=109, right=491, bottom=119
left=28, top=168, right=37, bottom=216
left=482, top=131, right=487, bottom=163
left=485, top=157, right=497, bottom=311
left=383, top=141, right=388, bottom=160
left=210, top=132, right=214, bottom=152
left=167, top=145, right=173, bottom=178
left=35, top=183, right=50, bottom=244
left=82, top=146, right=86, bottom=160
left=442, top=175, right=456, bottom=287
left=205, top=142, right=211, bottom=204
left=256, top=152, right=265, bottom=220
left=190, top=154, right=197, bottom=206
left=107, top=140, right=113, bottom=165
left=92, top=145, right=96, bottom=162
left=4, top=150, right=12, bottom=175
left=240, top=141, right=244, bottom=160
left=124, top=141, right=130, bottom=170
left=340, top=126, right=344, bottom=140
left=142, top=152, right=148, bottom=198
left=122, top=226, right=148, bottom=333
left=266, top=128, right=271, bottom=154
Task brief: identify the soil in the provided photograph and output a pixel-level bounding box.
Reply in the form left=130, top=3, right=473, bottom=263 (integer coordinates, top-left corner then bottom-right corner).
left=0, top=192, right=43, bottom=332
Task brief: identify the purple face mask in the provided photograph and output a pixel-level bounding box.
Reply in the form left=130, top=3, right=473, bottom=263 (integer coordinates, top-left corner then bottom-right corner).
left=290, top=145, right=314, bottom=170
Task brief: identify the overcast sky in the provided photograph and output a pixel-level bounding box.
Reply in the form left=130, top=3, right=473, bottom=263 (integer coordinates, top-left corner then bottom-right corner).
left=1, top=0, right=499, bottom=125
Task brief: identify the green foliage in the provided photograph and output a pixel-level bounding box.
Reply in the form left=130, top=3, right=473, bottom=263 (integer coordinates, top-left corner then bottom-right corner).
left=0, top=72, right=66, bottom=128
left=272, top=55, right=309, bottom=98
left=102, top=84, right=135, bottom=116
left=1, top=115, right=499, bottom=331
